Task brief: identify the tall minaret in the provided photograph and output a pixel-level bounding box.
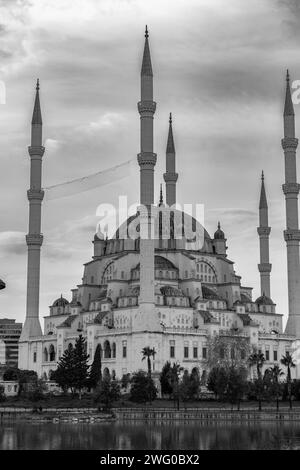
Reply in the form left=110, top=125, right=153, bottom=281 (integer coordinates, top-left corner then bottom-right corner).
left=163, top=113, right=178, bottom=207
left=137, top=25, right=157, bottom=206
left=257, top=171, right=272, bottom=297
left=282, top=70, right=300, bottom=337
left=135, top=27, right=159, bottom=332
left=19, top=80, right=44, bottom=342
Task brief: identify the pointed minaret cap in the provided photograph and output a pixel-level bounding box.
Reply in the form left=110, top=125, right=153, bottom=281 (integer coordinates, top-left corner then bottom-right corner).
left=284, top=69, right=294, bottom=116
left=31, top=78, right=42, bottom=125
left=166, top=112, right=175, bottom=154
left=259, top=170, right=268, bottom=209
left=141, top=25, right=153, bottom=76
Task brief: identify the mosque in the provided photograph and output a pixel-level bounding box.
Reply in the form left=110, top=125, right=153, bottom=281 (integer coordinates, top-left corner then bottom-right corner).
left=18, top=28, right=300, bottom=380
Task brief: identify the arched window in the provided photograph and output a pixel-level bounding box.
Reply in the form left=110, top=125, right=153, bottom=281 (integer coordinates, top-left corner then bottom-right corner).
left=104, top=340, right=111, bottom=358
left=49, top=344, right=56, bottom=362
left=112, top=343, right=116, bottom=358
left=103, top=367, right=110, bottom=378
left=44, top=347, right=48, bottom=362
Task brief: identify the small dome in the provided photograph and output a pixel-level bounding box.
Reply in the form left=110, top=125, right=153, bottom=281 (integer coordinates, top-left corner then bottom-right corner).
left=214, top=222, right=225, bottom=240
left=0, top=279, right=5, bottom=290
left=52, top=296, right=69, bottom=307
left=255, top=294, right=275, bottom=306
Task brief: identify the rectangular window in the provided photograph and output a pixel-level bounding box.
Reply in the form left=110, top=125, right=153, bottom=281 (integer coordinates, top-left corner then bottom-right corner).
left=170, top=340, right=175, bottom=358
left=266, top=350, right=270, bottom=361
left=193, top=347, right=198, bottom=359
left=33, top=352, right=37, bottom=363
left=122, top=340, right=127, bottom=358
left=184, top=347, right=189, bottom=358
left=274, top=350, right=278, bottom=361
left=202, top=347, right=207, bottom=359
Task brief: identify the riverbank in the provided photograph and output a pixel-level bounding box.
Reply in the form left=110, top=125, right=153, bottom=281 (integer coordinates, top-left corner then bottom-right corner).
left=1, top=405, right=300, bottom=423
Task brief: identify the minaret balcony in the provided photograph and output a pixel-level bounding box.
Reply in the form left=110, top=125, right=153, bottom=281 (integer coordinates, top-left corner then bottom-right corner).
left=258, top=263, right=272, bottom=273
left=257, top=227, right=271, bottom=236
left=284, top=229, right=300, bottom=242
left=28, top=145, right=45, bottom=157
left=163, top=172, right=178, bottom=182
left=26, top=233, right=43, bottom=246
left=137, top=152, right=157, bottom=167
left=27, top=189, right=44, bottom=201
left=281, top=137, right=298, bottom=150
left=137, top=100, right=156, bottom=115
left=282, top=183, right=300, bottom=195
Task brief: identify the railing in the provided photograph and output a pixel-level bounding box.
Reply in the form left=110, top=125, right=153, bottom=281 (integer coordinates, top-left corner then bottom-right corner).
left=258, top=331, right=295, bottom=340
left=219, top=329, right=249, bottom=338
left=164, top=327, right=207, bottom=335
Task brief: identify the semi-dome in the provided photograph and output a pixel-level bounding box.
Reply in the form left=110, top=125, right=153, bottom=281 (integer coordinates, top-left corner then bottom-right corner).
left=214, top=222, right=225, bottom=240
left=202, top=285, right=224, bottom=301
left=255, top=294, right=275, bottom=306
left=133, top=255, right=178, bottom=271
left=52, top=296, right=69, bottom=307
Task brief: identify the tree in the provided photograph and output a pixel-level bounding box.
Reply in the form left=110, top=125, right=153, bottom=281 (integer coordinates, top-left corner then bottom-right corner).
left=121, top=373, right=131, bottom=391
left=51, top=343, right=76, bottom=395
left=72, top=335, right=90, bottom=399
left=207, top=334, right=251, bottom=370
left=269, top=365, right=284, bottom=411
left=248, top=352, right=265, bottom=379
left=0, top=385, right=6, bottom=403
left=281, top=351, right=296, bottom=409
left=17, top=370, right=38, bottom=397
left=207, top=367, right=228, bottom=400
left=160, top=361, right=173, bottom=397
left=3, top=367, right=19, bottom=381
left=167, top=362, right=183, bottom=410
left=94, top=376, right=121, bottom=410
left=129, top=371, right=157, bottom=403
left=88, top=344, right=102, bottom=389
left=27, top=378, right=48, bottom=402
left=226, top=367, right=248, bottom=410
left=141, top=347, right=156, bottom=378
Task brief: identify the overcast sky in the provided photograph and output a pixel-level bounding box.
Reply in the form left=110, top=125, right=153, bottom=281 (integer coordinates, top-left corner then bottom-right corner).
left=1, top=0, right=300, bottom=327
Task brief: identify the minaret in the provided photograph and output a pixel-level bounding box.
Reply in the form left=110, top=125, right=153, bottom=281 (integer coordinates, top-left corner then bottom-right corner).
left=282, top=70, right=300, bottom=337
left=137, top=25, right=157, bottom=206
left=163, top=112, right=178, bottom=206
left=19, top=80, right=44, bottom=342
left=257, top=171, right=272, bottom=298
left=135, top=27, right=159, bottom=332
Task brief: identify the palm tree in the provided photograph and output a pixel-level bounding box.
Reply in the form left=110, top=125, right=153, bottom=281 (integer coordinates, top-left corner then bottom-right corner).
left=281, top=351, right=296, bottom=409
left=269, top=365, right=284, bottom=411
left=248, top=352, right=265, bottom=379
left=141, top=347, right=156, bottom=378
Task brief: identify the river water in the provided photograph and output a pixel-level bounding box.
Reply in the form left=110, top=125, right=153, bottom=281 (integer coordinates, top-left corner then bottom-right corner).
left=1, top=421, right=300, bottom=450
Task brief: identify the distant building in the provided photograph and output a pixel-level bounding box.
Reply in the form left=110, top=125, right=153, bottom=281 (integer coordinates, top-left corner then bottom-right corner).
left=0, top=319, right=22, bottom=367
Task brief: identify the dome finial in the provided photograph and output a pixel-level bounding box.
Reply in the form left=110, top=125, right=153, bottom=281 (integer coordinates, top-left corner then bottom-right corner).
left=286, top=69, right=290, bottom=82
left=36, top=78, right=40, bottom=91
left=261, top=170, right=264, bottom=181
left=169, top=112, right=172, bottom=124
left=145, top=25, right=149, bottom=38
left=218, top=221, right=221, bottom=230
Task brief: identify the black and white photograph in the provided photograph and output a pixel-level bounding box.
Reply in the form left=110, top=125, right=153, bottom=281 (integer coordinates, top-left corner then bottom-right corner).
left=1, top=0, right=300, bottom=456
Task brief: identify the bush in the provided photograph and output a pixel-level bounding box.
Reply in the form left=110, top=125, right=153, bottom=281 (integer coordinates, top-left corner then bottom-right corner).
left=93, top=376, right=121, bottom=409
left=0, top=385, right=6, bottom=403
left=130, top=371, right=157, bottom=403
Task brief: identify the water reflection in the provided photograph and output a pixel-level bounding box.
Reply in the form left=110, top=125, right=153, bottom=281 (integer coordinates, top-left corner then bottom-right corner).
left=1, top=421, right=300, bottom=450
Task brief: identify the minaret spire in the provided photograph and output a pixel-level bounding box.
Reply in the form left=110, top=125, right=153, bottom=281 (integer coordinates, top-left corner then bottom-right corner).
left=137, top=25, right=156, bottom=206
left=159, top=183, right=164, bottom=206
left=257, top=171, right=272, bottom=298
left=19, top=80, right=45, bottom=351
left=164, top=112, right=178, bottom=206
left=281, top=70, right=300, bottom=337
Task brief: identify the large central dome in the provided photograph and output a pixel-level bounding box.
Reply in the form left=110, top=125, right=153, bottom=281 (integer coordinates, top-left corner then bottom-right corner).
left=113, top=208, right=212, bottom=252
